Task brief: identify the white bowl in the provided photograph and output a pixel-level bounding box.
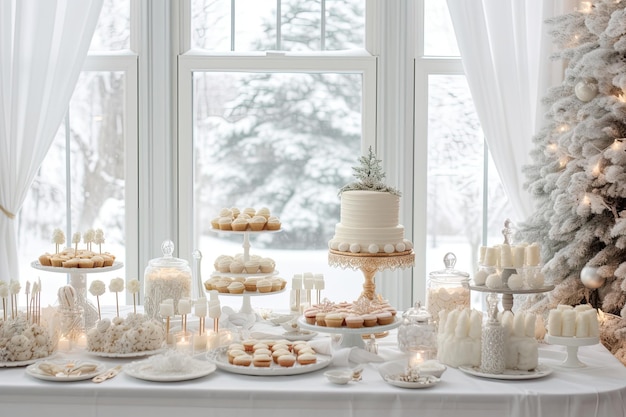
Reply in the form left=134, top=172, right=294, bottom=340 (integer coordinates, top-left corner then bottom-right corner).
left=324, top=370, right=353, bottom=385
left=377, top=359, right=446, bottom=380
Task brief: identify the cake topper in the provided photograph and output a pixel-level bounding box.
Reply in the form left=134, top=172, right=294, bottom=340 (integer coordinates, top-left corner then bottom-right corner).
left=339, top=146, right=401, bottom=196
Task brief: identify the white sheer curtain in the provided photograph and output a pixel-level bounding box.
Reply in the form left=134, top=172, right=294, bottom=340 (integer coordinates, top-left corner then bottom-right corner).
left=0, top=0, right=103, bottom=285
left=446, top=0, right=578, bottom=222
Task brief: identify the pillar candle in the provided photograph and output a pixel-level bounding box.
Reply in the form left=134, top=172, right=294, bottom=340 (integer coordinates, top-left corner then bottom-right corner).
left=178, top=299, right=191, bottom=314
left=526, top=243, right=541, bottom=266
left=160, top=302, right=174, bottom=317
left=512, top=246, right=526, bottom=268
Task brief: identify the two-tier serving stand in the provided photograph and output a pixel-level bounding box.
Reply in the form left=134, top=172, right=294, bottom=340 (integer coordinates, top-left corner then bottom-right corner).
left=299, top=249, right=415, bottom=348
left=210, top=230, right=284, bottom=315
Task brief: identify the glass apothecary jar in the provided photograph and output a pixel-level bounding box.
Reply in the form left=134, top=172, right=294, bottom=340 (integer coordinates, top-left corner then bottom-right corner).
left=143, top=240, right=192, bottom=319
left=427, top=252, right=470, bottom=323
left=397, top=301, right=437, bottom=360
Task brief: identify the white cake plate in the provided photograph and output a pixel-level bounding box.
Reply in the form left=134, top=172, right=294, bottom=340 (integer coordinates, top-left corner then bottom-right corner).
left=544, top=334, right=599, bottom=368
left=298, top=317, right=401, bottom=349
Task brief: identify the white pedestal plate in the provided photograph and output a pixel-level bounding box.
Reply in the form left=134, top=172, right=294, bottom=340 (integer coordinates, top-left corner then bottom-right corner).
left=31, top=261, right=123, bottom=329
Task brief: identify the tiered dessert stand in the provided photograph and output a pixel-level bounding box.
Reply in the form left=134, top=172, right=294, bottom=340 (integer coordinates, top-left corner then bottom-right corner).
left=299, top=249, right=414, bottom=349
left=470, top=220, right=553, bottom=312
left=31, top=260, right=123, bottom=329
left=210, top=230, right=283, bottom=315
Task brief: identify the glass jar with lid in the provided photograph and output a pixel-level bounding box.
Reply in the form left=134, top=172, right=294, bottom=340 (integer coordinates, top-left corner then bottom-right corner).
left=397, top=301, right=437, bottom=360
left=143, top=240, right=192, bottom=319
left=427, top=252, right=470, bottom=323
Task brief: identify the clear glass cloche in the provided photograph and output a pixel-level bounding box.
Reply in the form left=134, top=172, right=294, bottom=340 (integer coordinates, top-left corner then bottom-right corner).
left=397, top=301, right=437, bottom=359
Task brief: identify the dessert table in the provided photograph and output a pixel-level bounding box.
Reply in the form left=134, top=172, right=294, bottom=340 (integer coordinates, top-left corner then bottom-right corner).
left=1, top=314, right=625, bottom=417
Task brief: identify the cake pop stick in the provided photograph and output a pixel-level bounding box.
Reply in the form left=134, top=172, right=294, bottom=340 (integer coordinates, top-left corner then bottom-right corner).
left=109, top=277, right=125, bottom=318
left=209, top=300, right=221, bottom=332
left=304, top=273, right=314, bottom=307
left=9, top=280, right=20, bottom=319
left=195, top=298, right=207, bottom=336
left=160, top=300, right=174, bottom=344
left=89, top=280, right=106, bottom=320
left=30, top=282, right=38, bottom=324
left=24, top=281, right=30, bottom=322
left=178, top=299, right=191, bottom=333
left=72, top=232, right=81, bottom=257
left=0, top=282, right=7, bottom=321
left=83, top=229, right=95, bottom=252
left=94, top=229, right=104, bottom=254
left=314, top=274, right=324, bottom=304
left=126, top=278, right=141, bottom=314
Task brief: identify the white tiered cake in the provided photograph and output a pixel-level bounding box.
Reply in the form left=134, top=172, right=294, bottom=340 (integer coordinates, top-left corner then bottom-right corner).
left=329, top=190, right=411, bottom=254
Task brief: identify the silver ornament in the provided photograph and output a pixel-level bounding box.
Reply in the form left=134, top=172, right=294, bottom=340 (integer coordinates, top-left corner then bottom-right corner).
left=580, top=265, right=605, bottom=289
left=574, top=79, right=598, bottom=102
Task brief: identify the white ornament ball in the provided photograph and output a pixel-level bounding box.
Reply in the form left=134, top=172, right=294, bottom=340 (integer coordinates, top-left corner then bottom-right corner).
left=474, top=269, right=489, bottom=286
left=338, top=242, right=350, bottom=252
left=329, top=240, right=339, bottom=250
left=403, top=239, right=413, bottom=250
left=527, top=271, right=545, bottom=289
left=368, top=244, right=379, bottom=254
left=574, top=79, right=598, bottom=102
left=507, top=273, right=524, bottom=290
left=349, top=243, right=361, bottom=253
left=580, top=266, right=605, bottom=289
left=396, top=242, right=406, bottom=252
left=384, top=244, right=395, bottom=254
left=485, top=273, right=503, bottom=289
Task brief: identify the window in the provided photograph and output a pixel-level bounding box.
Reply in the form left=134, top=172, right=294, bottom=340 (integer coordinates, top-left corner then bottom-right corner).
left=180, top=0, right=374, bottom=311
left=417, top=0, right=512, bottom=306
left=17, top=0, right=138, bottom=307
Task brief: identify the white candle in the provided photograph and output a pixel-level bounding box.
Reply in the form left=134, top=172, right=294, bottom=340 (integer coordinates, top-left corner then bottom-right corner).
left=178, top=299, right=191, bottom=314
left=512, top=246, right=526, bottom=268
left=561, top=309, right=576, bottom=337
left=58, top=337, right=71, bottom=351
left=408, top=350, right=425, bottom=368
left=526, top=243, right=541, bottom=266
left=194, top=334, right=208, bottom=351
left=483, top=247, right=497, bottom=266
left=160, top=302, right=174, bottom=317
left=478, top=246, right=487, bottom=264
left=500, top=244, right=513, bottom=267
left=208, top=290, right=219, bottom=301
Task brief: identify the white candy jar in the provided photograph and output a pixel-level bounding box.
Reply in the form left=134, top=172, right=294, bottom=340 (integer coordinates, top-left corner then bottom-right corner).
left=143, top=240, right=192, bottom=319
left=397, top=301, right=437, bottom=361
left=427, top=252, right=470, bottom=324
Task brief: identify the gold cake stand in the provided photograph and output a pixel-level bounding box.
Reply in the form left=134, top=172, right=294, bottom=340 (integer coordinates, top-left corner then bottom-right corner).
left=328, top=249, right=415, bottom=300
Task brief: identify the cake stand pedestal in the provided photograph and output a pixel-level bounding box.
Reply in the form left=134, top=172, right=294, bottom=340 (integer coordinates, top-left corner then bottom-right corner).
left=298, top=317, right=401, bottom=349
left=544, top=334, right=599, bottom=368
left=469, top=284, right=554, bottom=312
left=31, top=261, right=123, bottom=329
left=328, top=250, right=415, bottom=300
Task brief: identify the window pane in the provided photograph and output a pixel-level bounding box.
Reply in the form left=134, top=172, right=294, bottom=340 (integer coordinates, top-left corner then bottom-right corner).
left=426, top=75, right=482, bottom=277
left=192, top=71, right=364, bottom=310
left=423, top=0, right=459, bottom=57
left=18, top=71, right=127, bottom=307
left=191, top=0, right=365, bottom=51
left=89, top=0, right=131, bottom=51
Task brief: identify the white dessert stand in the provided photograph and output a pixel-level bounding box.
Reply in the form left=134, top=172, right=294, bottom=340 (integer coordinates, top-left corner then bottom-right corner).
left=209, top=229, right=283, bottom=320
left=544, top=334, right=599, bottom=368
left=214, top=288, right=285, bottom=314
left=298, top=317, right=401, bottom=349
left=469, top=283, right=554, bottom=312
left=328, top=250, right=415, bottom=301
left=31, top=261, right=123, bottom=329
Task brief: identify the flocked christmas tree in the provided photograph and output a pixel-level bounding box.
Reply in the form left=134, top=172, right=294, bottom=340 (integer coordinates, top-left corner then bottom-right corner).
left=518, top=0, right=626, bottom=362
left=339, top=146, right=401, bottom=196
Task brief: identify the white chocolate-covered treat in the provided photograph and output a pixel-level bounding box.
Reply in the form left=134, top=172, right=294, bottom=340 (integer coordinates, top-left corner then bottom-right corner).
left=86, top=314, right=165, bottom=354
left=0, top=315, right=54, bottom=362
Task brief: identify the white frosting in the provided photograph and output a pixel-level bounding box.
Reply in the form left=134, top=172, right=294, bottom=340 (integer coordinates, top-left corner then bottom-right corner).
left=330, top=191, right=412, bottom=253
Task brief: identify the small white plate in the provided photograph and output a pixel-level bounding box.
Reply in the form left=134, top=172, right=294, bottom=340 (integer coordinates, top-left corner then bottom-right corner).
left=324, top=370, right=353, bottom=385
left=124, top=358, right=216, bottom=382
left=383, top=375, right=440, bottom=389
left=458, top=363, right=553, bottom=380
left=86, top=348, right=165, bottom=358
left=26, top=359, right=105, bottom=382
left=282, top=331, right=318, bottom=341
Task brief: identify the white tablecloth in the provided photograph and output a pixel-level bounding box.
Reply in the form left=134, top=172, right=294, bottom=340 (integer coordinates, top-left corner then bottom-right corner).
left=2, top=316, right=625, bottom=417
